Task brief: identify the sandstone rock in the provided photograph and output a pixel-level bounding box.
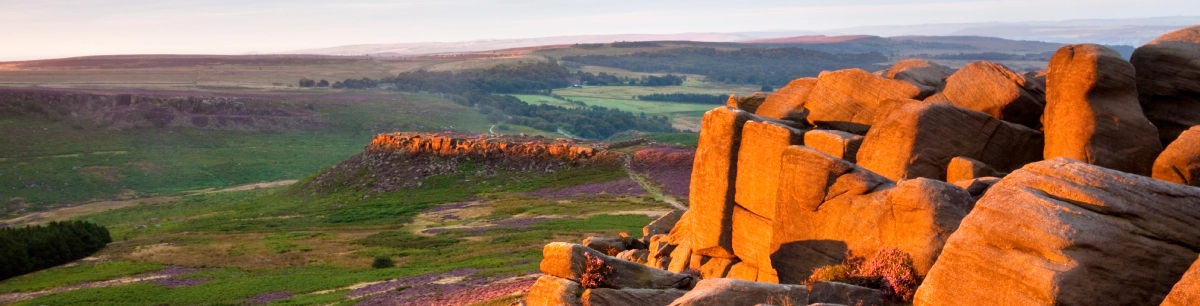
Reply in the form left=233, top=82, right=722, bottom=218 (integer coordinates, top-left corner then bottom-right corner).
left=667, top=240, right=693, bottom=274
left=581, top=288, right=687, bottom=306
left=731, top=205, right=774, bottom=271
left=808, top=281, right=884, bottom=306
left=951, top=177, right=1001, bottom=202
left=699, top=257, right=739, bottom=279
left=1131, top=26, right=1200, bottom=146
left=735, top=121, right=805, bottom=219
left=915, top=158, right=1200, bottom=306
left=857, top=99, right=1043, bottom=181
left=727, top=93, right=769, bottom=114
left=940, top=61, right=1046, bottom=129
left=1045, top=44, right=1163, bottom=176
left=1162, top=257, right=1200, bottom=306
left=885, top=59, right=951, bottom=99
left=668, top=278, right=808, bottom=306
left=922, top=92, right=951, bottom=104
left=946, top=156, right=1005, bottom=183
left=771, top=146, right=974, bottom=283
left=803, top=129, right=864, bottom=163
left=646, top=234, right=672, bottom=270
left=1153, top=126, right=1200, bottom=186
left=584, top=236, right=627, bottom=256
left=644, top=209, right=686, bottom=237
left=617, top=249, right=649, bottom=264
left=688, top=107, right=756, bottom=258
left=541, top=242, right=695, bottom=290
left=804, top=69, right=923, bottom=134
left=726, top=262, right=759, bottom=282
left=528, top=275, right=583, bottom=306
left=1024, top=69, right=1048, bottom=88
left=756, top=78, right=817, bottom=122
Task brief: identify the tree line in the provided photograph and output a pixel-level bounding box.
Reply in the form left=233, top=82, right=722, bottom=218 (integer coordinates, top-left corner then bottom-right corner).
left=561, top=47, right=887, bottom=86
left=454, top=93, right=675, bottom=139
left=635, top=93, right=729, bottom=104
left=1, top=221, right=112, bottom=280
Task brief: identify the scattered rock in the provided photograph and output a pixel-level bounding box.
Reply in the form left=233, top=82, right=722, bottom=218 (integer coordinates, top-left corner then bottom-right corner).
left=808, top=281, right=884, bottom=306
left=643, top=210, right=686, bottom=237
left=1045, top=44, right=1163, bottom=176
left=1162, top=258, right=1200, bottom=306
left=646, top=234, right=673, bottom=270
left=668, top=278, right=808, bottom=306
left=687, top=107, right=756, bottom=258
left=756, top=78, right=817, bottom=122
left=856, top=99, right=1044, bottom=181
left=727, top=93, right=769, bottom=114
left=804, top=69, right=923, bottom=134
left=581, top=288, right=687, bottom=306
left=584, top=237, right=627, bottom=256
left=540, top=242, right=695, bottom=290
left=939, top=61, right=1046, bottom=129
left=1131, top=25, right=1200, bottom=146
left=802, top=129, right=864, bottom=163
left=527, top=275, right=582, bottom=306
left=1153, top=126, right=1200, bottom=186
left=916, top=158, right=1200, bottom=306
left=885, top=59, right=951, bottom=99
left=946, top=156, right=1005, bottom=183
left=616, top=249, right=649, bottom=264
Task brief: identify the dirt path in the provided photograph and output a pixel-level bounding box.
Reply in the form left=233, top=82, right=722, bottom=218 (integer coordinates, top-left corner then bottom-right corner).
left=1, top=180, right=298, bottom=227
left=0, top=267, right=194, bottom=304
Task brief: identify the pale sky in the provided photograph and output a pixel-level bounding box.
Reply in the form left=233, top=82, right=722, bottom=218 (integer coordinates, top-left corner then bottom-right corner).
left=2, top=0, right=1198, bottom=61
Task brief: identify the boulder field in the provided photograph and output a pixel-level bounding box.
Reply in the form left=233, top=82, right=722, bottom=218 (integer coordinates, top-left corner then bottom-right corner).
left=524, top=26, right=1200, bottom=306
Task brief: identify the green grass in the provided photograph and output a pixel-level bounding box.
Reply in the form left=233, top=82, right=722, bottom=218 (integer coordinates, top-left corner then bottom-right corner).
left=0, top=261, right=164, bottom=293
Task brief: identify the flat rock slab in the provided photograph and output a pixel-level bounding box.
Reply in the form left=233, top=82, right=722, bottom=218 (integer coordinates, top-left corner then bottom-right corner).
left=668, top=278, right=808, bottom=306
left=581, top=288, right=687, bottom=306
left=541, top=242, right=695, bottom=290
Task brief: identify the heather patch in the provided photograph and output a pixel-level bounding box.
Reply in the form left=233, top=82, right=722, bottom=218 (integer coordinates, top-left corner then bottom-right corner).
left=525, top=178, right=646, bottom=199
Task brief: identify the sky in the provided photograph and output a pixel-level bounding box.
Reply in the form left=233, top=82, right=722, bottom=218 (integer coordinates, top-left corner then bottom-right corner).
left=2, top=0, right=1198, bottom=61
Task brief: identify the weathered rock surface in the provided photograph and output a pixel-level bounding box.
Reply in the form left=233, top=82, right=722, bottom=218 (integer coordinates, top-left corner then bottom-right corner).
left=808, top=281, right=884, bottom=306
left=581, top=288, right=687, bottom=306
left=644, top=209, right=686, bottom=237
left=687, top=107, right=756, bottom=258
left=770, top=146, right=973, bottom=283
left=735, top=121, right=805, bottom=219
left=668, top=278, right=808, bottom=306
left=698, top=257, right=739, bottom=279
left=1131, top=25, right=1200, bottom=146
left=727, top=93, right=769, bottom=114
left=940, top=61, right=1046, bottom=129
left=857, top=99, right=1044, bottom=181
left=1154, top=126, right=1200, bottom=186
left=528, top=275, right=583, bottom=306
left=946, top=156, right=1005, bottom=183
left=757, top=78, right=817, bottom=122
left=1045, top=44, right=1163, bottom=176
left=731, top=205, right=774, bottom=272
left=616, top=249, right=649, bottom=264
left=1162, top=258, right=1200, bottom=306
left=804, top=69, right=923, bottom=134
left=646, top=234, right=672, bottom=270
left=726, top=262, right=759, bottom=282
left=885, top=59, right=951, bottom=99
left=915, top=158, right=1200, bottom=306
left=802, top=129, right=863, bottom=163
left=951, top=177, right=1000, bottom=202
left=584, top=236, right=627, bottom=256
left=541, top=242, right=695, bottom=290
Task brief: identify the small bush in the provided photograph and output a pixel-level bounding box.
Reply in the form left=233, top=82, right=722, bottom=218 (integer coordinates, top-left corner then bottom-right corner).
left=806, top=247, right=921, bottom=303
left=580, top=253, right=614, bottom=289
left=371, top=256, right=395, bottom=269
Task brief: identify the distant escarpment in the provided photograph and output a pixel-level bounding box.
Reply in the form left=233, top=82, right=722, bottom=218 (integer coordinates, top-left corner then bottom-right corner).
left=0, top=88, right=322, bottom=131
left=304, top=132, right=622, bottom=193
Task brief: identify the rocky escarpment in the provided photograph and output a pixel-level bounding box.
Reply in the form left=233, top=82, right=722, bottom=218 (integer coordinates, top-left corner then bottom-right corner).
left=0, top=88, right=322, bottom=131
left=304, top=132, right=621, bottom=193
left=525, top=25, right=1200, bottom=306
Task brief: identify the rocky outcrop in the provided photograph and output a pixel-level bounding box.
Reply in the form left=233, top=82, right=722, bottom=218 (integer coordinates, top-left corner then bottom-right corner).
left=802, top=130, right=863, bottom=163
left=528, top=275, right=583, bottom=306
left=687, top=107, right=756, bottom=258
left=946, top=156, right=1004, bottom=183
left=803, top=69, right=923, bottom=134
left=856, top=99, right=1043, bottom=181
left=581, top=288, right=687, bottom=306
left=368, top=132, right=615, bottom=162
left=668, top=278, right=808, bottom=306
left=541, top=242, right=696, bottom=290
left=756, top=78, right=817, bottom=122
left=727, top=93, right=769, bottom=114
left=735, top=121, right=805, bottom=220
left=939, top=61, right=1046, bottom=129
left=885, top=59, right=951, bottom=99
left=1153, top=126, right=1200, bottom=186
left=1044, top=44, right=1162, bottom=176
left=915, top=158, right=1200, bottom=306
left=1163, top=258, right=1200, bottom=306
left=1131, top=25, right=1200, bottom=146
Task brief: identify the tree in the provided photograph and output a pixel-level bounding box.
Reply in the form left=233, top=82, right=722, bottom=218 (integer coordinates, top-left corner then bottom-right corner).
left=298, top=78, right=316, bottom=87
left=317, top=79, right=329, bottom=87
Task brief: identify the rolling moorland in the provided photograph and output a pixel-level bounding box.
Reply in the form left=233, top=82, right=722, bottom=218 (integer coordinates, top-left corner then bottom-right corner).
left=0, top=33, right=1161, bottom=305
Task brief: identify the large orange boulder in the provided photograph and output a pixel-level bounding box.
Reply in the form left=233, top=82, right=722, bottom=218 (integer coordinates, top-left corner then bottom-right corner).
left=856, top=99, right=1044, bottom=181
left=528, top=275, right=583, bottom=306
left=804, top=69, right=923, bottom=134
left=735, top=121, right=805, bottom=219
left=946, top=156, right=1004, bottom=183
left=769, top=146, right=974, bottom=284
left=727, top=93, right=769, bottom=114
left=1163, top=258, right=1200, bottom=306
left=540, top=242, right=695, bottom=290
left=687, top=106, right=755, bottom=258
left=885, top=59, right=951, bottom=99
left=1131, top=26, right=1200, bottom=146
left=803, top=129, right=864, bottom=163
left=1153, top=126, right=1200, bottom=186
left=914, top=158, right=1200, bottom=306
left=940, top=61, right=1046, bottom=129
left=1044, top=44, right=1163, bottom=176
left=756, top=78, right=817, bottom=122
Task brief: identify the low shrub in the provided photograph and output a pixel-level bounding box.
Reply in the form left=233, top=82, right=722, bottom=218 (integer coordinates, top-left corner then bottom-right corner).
left=371, top=256, right=395, bottom=269
left=806, top=247, right=921, bottom=302
left=580, top=253, right=614, bottom=289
